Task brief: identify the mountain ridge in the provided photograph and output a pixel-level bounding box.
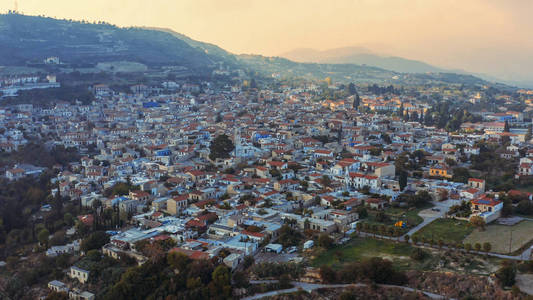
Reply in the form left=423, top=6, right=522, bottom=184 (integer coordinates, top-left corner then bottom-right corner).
left=280, top=47, right=446, bottom=74
left=0, top=13, right=513, bottom=88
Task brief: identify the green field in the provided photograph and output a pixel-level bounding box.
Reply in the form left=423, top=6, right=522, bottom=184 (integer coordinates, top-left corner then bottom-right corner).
left=312, top=237, right=413, bottom=268
left=364, top=206, right=427, bottom=228
left=464, top=220, right=533, bottom=254
left=311, top=236, right=502, bottom=275
left=413, top=218, right=473, bottom=244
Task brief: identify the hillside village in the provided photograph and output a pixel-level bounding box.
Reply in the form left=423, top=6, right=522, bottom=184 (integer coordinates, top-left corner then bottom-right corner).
left=2, top=64, right=533, bottom=299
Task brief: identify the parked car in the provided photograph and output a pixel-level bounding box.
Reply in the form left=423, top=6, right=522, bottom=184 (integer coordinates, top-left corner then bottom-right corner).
left=286, top=246, right=298, bottom=254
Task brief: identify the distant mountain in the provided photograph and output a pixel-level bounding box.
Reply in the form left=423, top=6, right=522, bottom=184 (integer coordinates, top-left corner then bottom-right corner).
left=0, top=14, right=214, bottom=72
left=280, top=47, right=445, bottom=74
left=236, top=54, right=399, bottom=83
left=236, top=54, right=500, bottom=87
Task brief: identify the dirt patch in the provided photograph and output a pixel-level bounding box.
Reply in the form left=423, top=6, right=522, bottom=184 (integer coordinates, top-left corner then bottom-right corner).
left=464, top=220, right=533, bottom=254
left=407, top=270, right=514, bottom=299
left=516, top=273, right=533, bottom=296
left=419, top=209, right=439, bottom=218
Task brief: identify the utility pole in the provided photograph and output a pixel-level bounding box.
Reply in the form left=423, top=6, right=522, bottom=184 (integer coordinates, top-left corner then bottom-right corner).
left=14, top=0, right=18, bottom=13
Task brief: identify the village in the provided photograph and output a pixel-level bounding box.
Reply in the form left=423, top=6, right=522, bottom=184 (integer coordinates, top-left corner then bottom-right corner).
left=2, top=69, right=533, bottom=299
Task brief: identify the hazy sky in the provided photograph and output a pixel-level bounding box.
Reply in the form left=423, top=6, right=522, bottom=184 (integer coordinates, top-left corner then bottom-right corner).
left=2, top=0, right=533, bottom=83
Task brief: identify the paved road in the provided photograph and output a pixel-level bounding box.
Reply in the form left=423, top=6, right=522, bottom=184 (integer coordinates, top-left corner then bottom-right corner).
left=404, top=200, right=452, bottom=237
left=243, top=281, right=452, bottom=300
left=404, top=215, right=439, bottom=238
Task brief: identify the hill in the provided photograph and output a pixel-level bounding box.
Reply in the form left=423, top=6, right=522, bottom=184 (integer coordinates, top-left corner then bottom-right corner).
left=0, top=14, right=508, bottom=88
left=146, top=27, right=240, bottom=68
left=0, top=13, right=214, bottom=72
left=280, top=47, right=445, bottom=74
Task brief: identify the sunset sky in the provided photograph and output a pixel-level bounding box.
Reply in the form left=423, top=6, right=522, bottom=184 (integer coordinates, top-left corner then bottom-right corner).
left=2, top=0, right=533, bottom=83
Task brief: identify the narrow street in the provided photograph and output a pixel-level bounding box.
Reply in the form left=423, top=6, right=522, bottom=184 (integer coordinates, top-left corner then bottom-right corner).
left=242, top=281, right=453, bottom=300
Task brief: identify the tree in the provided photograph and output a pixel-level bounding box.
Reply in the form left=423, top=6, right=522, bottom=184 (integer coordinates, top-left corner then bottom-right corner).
left=356, top=222, right=363, bottom=235
left=496, top=263, right=516, bottom=287
left=63, top=213, right=74, bottom=226
left=321, top=175, right=332, bottom=188
left=452, top=167, right=471, bottom=183
left=45, top=291, right=69, bottom=300
left=412, top=235, right=419, bottom=245
left=319, top=265, right=337, bottom=283
left=404, top=234, right=410, bottom=244
left=465, top=243, right=472, bottom=252
left=469, top=216, right=486, bottom=231
left=318, top=233, right=334, bottom=249
left=167, top=251, right=190, bottom=272
left=356, top=207, right=368, bottom=219
left=209, top=134, right=234, bottom=161
left=210, top=265, right=232, bottom=298
left=410, top=248, right=428, bottom=261
left=232, top=270, right=249, bottom=288
left=483, top=242, right=492, bottom=253
left=249, top=78, right=257, bottom=89
left=474, top=243, right=482, bottom=252
left=242, top=255, right=255, bottom=269
left=399, top=171, right=408, bottom=191
left=278, top=273, right=292, bottom=289
left=37, top=228, right=50, bottom=247
left=81, top=231, right=109, bottom=252
left=382, top=133, right=392, bottom=144
left=348, top=83, right=357, bottom=95
left=353, top=93, right=361, bottom=110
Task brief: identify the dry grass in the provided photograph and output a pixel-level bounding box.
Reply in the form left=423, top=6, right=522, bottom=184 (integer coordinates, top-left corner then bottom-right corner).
left=463, top=220, right=533, bottom=254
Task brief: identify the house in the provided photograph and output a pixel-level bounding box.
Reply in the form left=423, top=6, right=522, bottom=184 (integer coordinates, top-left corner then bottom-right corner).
left=267, top=160, right=288, bottom=170
left=281, top=213, right=337, bottom=233
left=223, top=253, right=244, bottom=270
left=429, top=164, right=452, bottom=179
left=330, top=158, right=360, bottom=176
left=464, top=147, right=480, bottom=156
left=69, top=289, right=96, bottom=300
left=167, top=195, right=188, bottom=215
left=471, top=195, right=503, bottom=223
left=70, top=266, right=90, bottom=284
left=345, top=172, right=380, bottom=190
left=313, top=149, right=334, bottom=159
left=517, top=162, right=533, bottom=178
left=129, top=190, right=151, bottom=202
left=365, top=162, right=395, bottom=178
left=366, top=198, right=387, bottom=210
left=46, top=240, right=80, bottom=257
left=255, top=166, right=269, bottom=178
left=48, top=280, right=68, bottom=293
left=460, top=188, right=480, bottom=200
left=274, top=179, right=299, bottom=191
left=5, top=168, right=25, bottom=180
left=468, top=178, right=486, bottom=192
left=320, top=195, right=337, bottom=207
left=265, top=243, right=283, bottom=254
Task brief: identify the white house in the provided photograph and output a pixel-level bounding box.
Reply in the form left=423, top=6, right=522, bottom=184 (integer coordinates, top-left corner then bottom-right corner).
left=70, top=266, right=90, bottom=284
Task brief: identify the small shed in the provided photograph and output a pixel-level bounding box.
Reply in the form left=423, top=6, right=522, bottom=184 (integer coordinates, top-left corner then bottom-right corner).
left=265, top=243, right=283, bottom=254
